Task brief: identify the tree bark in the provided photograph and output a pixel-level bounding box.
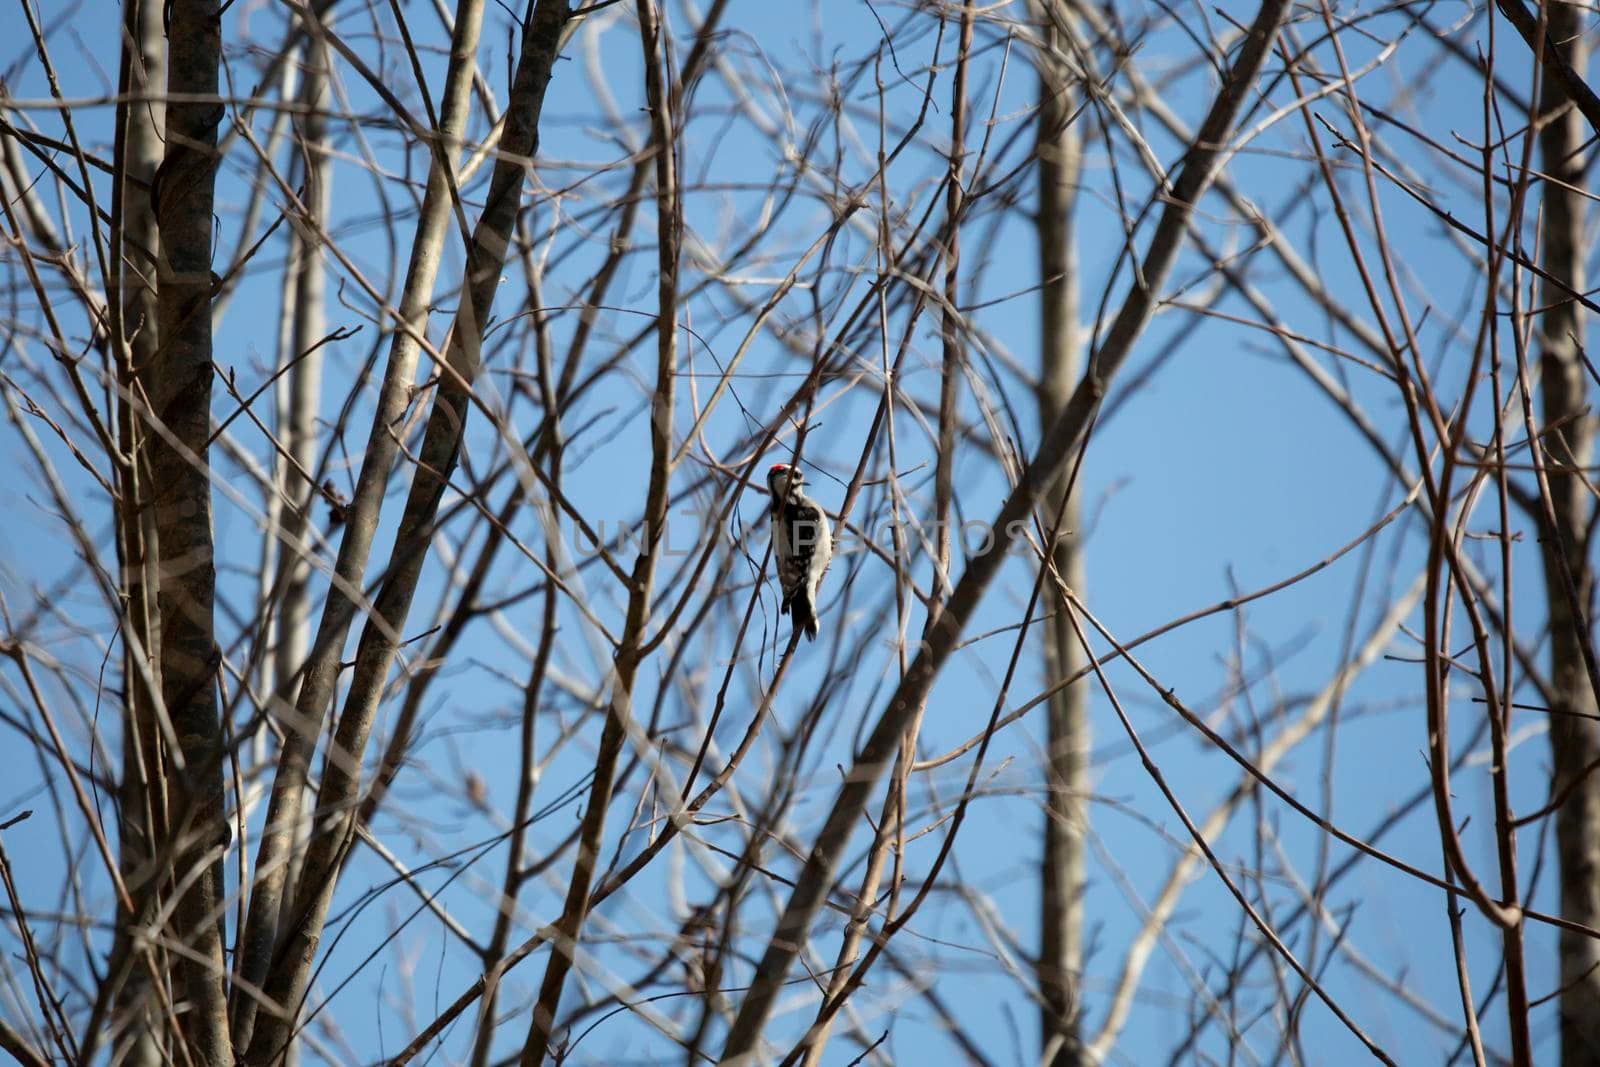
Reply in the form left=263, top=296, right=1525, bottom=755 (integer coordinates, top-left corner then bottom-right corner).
left=1032, top=4, right=1088, bottom=1062
left=110, top=0, right=166, bottom=1061
left=150, top=0, right=231, bottom=1061
left=273, top=31, right=330, bottom=703
left=1534, top=13, right=1600, bottom=1064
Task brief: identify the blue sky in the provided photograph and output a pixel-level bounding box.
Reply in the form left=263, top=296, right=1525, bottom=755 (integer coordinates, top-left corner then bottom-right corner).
left=0, top=0, right=1583, bottom=1063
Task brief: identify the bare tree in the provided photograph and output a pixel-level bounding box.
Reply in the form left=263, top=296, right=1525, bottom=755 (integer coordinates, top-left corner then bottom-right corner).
left=6, top=1, right=1600, bottom=1065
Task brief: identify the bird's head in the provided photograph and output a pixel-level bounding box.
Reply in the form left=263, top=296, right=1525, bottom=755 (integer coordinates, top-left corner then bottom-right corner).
left=766, top=462, right=804, bottom=499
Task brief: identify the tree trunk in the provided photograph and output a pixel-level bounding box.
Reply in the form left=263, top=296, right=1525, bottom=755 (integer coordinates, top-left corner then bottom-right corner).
left=272, top=32, right=329, bottom=700
left=1535, top=16, right=1600, bottom=1065
left=111, top=0, right=166, bottom=1061
left=150, top=0, right=231, bottom=1061
left=1033, top=4, right=1088, bottom=1062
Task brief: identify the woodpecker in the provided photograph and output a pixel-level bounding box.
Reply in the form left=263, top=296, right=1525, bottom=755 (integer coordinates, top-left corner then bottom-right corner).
left=765, top=462, right=832, bottom=641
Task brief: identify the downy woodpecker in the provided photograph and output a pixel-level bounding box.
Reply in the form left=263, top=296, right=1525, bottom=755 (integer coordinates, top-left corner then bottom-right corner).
left=766, top=462, right=832, bottom=641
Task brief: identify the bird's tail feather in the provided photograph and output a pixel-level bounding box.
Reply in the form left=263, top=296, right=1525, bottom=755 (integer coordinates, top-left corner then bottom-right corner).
left=791, top=592, right=818, bottom=641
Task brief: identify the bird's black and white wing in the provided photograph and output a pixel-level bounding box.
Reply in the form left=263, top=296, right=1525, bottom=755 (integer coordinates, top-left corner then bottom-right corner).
left=773, top=496, right=832, bottom=637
